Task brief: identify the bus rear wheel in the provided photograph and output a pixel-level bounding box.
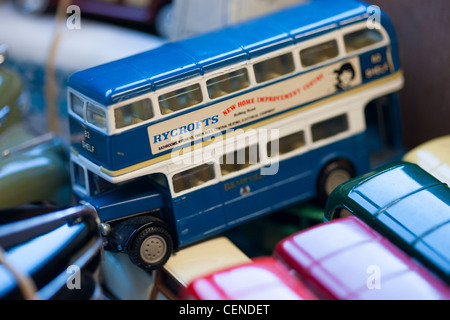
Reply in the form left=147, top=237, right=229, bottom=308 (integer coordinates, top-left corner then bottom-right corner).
left=128, top=225, right=173, bottom=271
left=318, top=160, right=354, bottom=204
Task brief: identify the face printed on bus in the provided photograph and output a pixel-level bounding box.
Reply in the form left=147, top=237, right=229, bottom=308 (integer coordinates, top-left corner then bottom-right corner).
left=335, top=63, right=355, bottom=90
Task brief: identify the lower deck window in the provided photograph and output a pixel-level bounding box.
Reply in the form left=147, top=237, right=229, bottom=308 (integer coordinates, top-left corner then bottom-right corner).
left=90, top=173, right=115, bottom=196
left=72, top=162, right=86, bottom=192
left=311, top=114, right=349, bottom=142
left=220, top=145, right=259, bottom=176
left=172, top=164, right=215, bottom=193
left=267, top=131, right=305, bottom=157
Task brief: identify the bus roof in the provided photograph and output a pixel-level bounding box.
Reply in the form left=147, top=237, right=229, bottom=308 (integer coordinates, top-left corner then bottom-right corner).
left=68, top=0, right=373, bottom=106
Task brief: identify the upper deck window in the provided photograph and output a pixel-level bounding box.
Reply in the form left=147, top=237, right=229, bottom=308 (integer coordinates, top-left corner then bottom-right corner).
left=70, top=93, right=84, bottom=118
left=86, top=103, right=107, bottom=131
left=158, top=84, right=203, bottom=115
left=207, top=68, right=250, bottom=99
left=300, top=40, right=339, bottom=68
left=344, top=29, right=383, bottom=53
left=253, top=52, right=295, bottom=83
left=114, top=99, right=153, bottom=129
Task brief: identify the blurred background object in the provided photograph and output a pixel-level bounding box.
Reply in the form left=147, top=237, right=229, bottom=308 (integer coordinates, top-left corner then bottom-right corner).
left=168, top=0, right=305, bottom=41
left=403, top=134, right=450, bottom=185
left=0, top=205, right=104, bottom=300
left=0, top=47, right=71, bottom=209
left=13, top=0, right=174, bottom=37
left=369, top=0, right=450, bottom=149
left=0, top=0, right=165, bottom=140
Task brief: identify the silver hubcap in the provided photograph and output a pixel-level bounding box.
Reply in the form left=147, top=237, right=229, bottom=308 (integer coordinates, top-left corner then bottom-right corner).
left=140, top=235, right=167, bottom=264
left=325, top=169, right=351, bottom=196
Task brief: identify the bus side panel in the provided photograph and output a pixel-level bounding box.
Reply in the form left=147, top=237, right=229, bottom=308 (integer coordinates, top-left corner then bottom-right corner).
left=359, top=47, right=392, bottom=85
left=110, top=128, right=154, bottom=170
left=69, top=116, right=110, bottom=167
left=221, top=134, right=371, bottom=229
left=221, top=165, right=315, bottom=228
left=171, top=184, right=225, bottom=247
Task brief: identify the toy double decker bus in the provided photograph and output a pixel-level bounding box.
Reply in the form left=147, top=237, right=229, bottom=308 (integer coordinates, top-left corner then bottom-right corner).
left=67, top=0, right=405, bottom=270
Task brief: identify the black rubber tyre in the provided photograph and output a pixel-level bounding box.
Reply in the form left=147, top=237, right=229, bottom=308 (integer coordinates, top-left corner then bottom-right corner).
left=317, top=160, right=355, bottom=204
left=128, top=225, right=173, bottom=271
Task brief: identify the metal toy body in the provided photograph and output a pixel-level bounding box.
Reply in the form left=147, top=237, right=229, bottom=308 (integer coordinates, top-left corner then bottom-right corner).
left=324, top=162, right=450, bottom=284
left=180, top=257, right=318, bottom=300
left=183, top=216, right=450, bottom=300
left=276, top=216, right=450, bottom=299
left=67, top=0, right=405, bottom=270
left=403, top=135, right=450, bottom=185
left=0, top=205, right=103, bottom=299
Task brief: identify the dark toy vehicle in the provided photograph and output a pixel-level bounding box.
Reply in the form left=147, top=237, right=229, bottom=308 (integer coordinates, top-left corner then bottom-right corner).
left=324, top=161, right=450, bottom=284
left=0, top=205, right=103, bottom=299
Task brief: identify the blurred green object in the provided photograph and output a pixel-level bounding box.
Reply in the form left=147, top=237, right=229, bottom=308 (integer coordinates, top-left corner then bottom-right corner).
left=0, top=47, right=71, bottom=209
left=223, top=202, right=324, bottom=257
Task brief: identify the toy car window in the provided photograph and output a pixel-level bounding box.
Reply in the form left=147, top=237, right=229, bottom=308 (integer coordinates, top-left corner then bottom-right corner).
left=220, top=145, right=259, bottom=176
left=207, top=68, right=250, bottom=99
left=70, top=93, right=84, bottom=118
left=159, top=84, right=203, bottom=115
left=300, top=40, right=339, bottom=68
left=311, top=114, right=348, bottom=142
left=86, top=103, right=107, bottom=130
left=172, top=164, right=215, bottom=193
left=253, top=52, right=295, bottom=83
left=344, top=29, right=383, bottom=53
left=114, top=99, right=153, bottom=129
left=267, top=131, right=305, bottom=157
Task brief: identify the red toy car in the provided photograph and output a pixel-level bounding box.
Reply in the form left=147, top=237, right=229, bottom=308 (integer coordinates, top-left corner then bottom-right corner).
left=275, top=216, right=450, bottom=300
left=180, top=257, right=318, bottom=300
left=182, top=217, right=450, bottom=300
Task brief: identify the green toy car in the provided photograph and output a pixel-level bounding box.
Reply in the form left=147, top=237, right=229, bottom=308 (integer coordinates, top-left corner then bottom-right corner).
left=0, top=45, right=71, bottom=209
left=324, top=161, right=450, bottom=284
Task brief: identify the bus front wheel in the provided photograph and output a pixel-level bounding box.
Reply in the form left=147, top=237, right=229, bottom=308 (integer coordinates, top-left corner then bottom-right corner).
left=318, top=160, right=354, bottom=204
left=128, top=225, right=173, bottom=271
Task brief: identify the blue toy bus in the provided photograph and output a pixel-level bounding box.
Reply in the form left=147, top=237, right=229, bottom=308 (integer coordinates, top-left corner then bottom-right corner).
left=67, top=0, right=405, bottom=270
